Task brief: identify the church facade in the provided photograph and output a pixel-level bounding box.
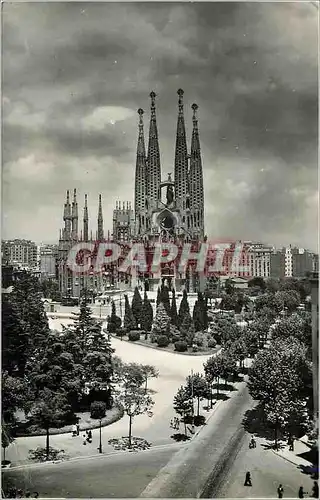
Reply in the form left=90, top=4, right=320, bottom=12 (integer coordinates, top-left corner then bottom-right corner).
left=57, top=89, right=206, bottom=297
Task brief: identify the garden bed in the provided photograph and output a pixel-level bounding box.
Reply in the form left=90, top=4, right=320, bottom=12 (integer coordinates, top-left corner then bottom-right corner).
left=14, top=405, right=124, bottom=437
left=112, top=334, right=220, bottom=356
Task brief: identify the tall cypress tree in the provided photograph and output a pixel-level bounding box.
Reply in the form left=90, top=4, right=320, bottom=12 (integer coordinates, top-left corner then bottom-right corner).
left=124, top=294, right=136, bottom=332
left=161, top=285, right=171, bottom=316
left=107, top=301, right=122, bottom=333
left=156, top=287, right=161, bottom=308
left=178, top=289, right=190, bottom=328
left=141, top=291, right=154, bottom=332
left=193, top=300, right=202, bottom=332
left=131, top=287, right=143, bottom=328
left=170, top=288, right=178, bottom=326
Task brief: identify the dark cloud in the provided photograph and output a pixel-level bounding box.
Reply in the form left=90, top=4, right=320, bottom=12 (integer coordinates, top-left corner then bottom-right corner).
left=2, top=1, right=318, bottom=250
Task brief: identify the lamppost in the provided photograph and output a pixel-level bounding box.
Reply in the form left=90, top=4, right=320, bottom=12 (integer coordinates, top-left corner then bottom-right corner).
left=191, top=369, right=195, bottom=434
left=98, top=419, right=102, bottom=453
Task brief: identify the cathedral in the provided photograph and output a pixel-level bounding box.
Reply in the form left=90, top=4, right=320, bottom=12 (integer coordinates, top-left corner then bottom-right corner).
left=57, top=89, right=205, bottom=297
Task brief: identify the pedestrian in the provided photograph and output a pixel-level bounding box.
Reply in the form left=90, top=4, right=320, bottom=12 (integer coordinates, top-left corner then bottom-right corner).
left=87, top=430, right=92, bottom=443
left=249, top=436, right=256, bottom=449
left=170, top=419, right=173, bottom=428
left=288, top=435, right=294, bottom=451
left=311, top=481, right=318, bottom=498
left=76, top=422, right=80, bottom=436
left=277, top=484, right=284, bottom=498
left=71, top=424, right=77, bottom=437
left=298, top=486, right=306, bottom=498
left=244, top=471, right=252, bottom=486
left=82, top=433, right=87, bottom=445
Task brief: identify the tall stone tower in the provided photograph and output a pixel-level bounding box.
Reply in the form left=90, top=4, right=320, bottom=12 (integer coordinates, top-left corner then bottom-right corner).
left=189, top=103, right=204, bottom=240
left=97, top=194, right=104, bottom=241
left=134, top=108, right=147, bottom=236
left=174, top=89, right=189, bottom=231
left=133, top=89, right=206, bottom=291
left=146, top=91, right=161, bottom=211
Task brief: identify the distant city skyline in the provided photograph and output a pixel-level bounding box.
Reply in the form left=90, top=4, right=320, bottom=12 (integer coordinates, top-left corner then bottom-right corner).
left=2, top=2, right=318, bottom=252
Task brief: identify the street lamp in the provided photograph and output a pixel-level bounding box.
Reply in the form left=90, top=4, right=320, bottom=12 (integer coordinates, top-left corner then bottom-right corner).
left=191, top=369, right=195, bottom=434
left=98, top=419, right=102, bottom=453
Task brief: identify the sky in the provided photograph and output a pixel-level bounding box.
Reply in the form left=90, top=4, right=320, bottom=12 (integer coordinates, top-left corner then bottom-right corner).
left=2, top=1, right=318, bottom=251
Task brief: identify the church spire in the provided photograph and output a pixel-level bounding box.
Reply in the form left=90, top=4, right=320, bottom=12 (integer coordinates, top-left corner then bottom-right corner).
left=174, top=89, right=188, bottom=217
left=71, top=188, right=78, bottom=241
left=146, top=91, right=161, bottom=208
left=97, top=194, right=104, bottom=241
left=83, top=194, right=89, bottom=241
left=63, top=190, right=72, bottom=240
left=134, top=108, right=147, bottom=235
left=189, top=103, right=204, bottom=239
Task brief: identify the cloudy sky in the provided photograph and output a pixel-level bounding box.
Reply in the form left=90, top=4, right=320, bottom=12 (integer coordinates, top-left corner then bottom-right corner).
left=2, top=1, right=318, bottom=250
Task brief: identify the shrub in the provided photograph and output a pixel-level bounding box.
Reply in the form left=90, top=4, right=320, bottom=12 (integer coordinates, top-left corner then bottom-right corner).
left=150, top=333, right=158, bottom=343
left=90, top=401, right=106, bottom=419
left=116, top=328, right=125, bottom=337
left=194, top=415, right=206, bottom=426
left=208, top=338, right=217, bottom=348
left=192, top=344, right=199, bottom=352
left=171, top=334, right=181, bottom=343
left=128, top=330, right=140, bottom=341
left=174, top=341, right=188, bottom=352
left=157, top=335, right=170, bottom=347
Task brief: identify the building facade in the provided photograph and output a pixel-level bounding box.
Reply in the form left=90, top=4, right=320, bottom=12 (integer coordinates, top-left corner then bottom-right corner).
left=39, top=244, right=58, bottom=280
left=270, top=246, right=316, bottom=278
left=2, top=239, right=38, bottom=270
left=133, top=89, right=205, bottom=292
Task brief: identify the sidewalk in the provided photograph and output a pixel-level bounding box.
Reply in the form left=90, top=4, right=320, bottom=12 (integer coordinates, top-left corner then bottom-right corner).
left=273, top=437, right=315, bottom=468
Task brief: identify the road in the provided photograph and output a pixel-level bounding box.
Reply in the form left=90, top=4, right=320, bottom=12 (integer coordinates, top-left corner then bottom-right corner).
left=140, top=382, right=255, bottom=498
left=213, top=433, right=314, bottom=499
left=2, top=445, right=181, bottom=498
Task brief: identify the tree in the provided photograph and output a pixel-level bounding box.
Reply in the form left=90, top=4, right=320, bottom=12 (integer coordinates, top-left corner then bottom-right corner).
left=170, top=288, right=178, bottom=327
left=123, top=294, right=136, bottom=332
left=140, top=365, right=159, bottom=393
left=275, top=290, right=301, bottom=314
left=248, top=277, right=266, bottom=291
left=2, top=296, right=29, bottom=377
left=264, top=278, right=280, bottom=294
left=10, top=272, right=51, bottom=352
left=156, top=287, right=161, bottom=308
left=173, top=386, right=193, bottom=435
left=116, top=385, right=154, bottom=448
left=225, top=279, right=235, bottom=295
left=152, top=302, right=170, bottom=337
left=186, top=373, right=208, bottom=416
left=279, top=278, right=311, bottom=301
left=186, top=319, right=196, bottom=347
left=2, top=421, right=14, bottom=463
left=131, top=287, right=143, bottom=328
left=180, top=311, right=192, bottom=339
left=40, top=279, right=61, bottom=301
left=107, top=301, right=122, bottom=333
left=29, top=389, right=72, bottom=460
left=248, top=338, right=311, bottom=448
left=160, top=285, right=171, bottom=316
left=178, top=289, right=190, bottom=327
left=219, top=293, right=237, bottom=311
left=193, top=301, right=203, bottom=332
left=141, top=292, right=153, bottom=333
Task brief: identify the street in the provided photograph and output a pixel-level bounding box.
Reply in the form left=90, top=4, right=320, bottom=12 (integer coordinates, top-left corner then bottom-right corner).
left=2, top=445, right=181, bottom=498
left=214, top=434, right=314, bottom=498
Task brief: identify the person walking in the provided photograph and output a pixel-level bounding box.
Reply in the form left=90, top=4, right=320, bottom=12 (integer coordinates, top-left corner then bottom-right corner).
left=244, top=471, right=252, bottom=486
left=249, top=436, right=256, bottom=449
left=298, top=486, right=306, bottom=498
left=277, top=484, right=284, bottom=498
left=76, top=422, right=80, bottom=436
left=72, top=424, right=77, bottom=437
left=87, top=430, right=92, bottom=443
left=311, top=481, right=318, bottom=498
left=288, top=435, right=294, bottom=451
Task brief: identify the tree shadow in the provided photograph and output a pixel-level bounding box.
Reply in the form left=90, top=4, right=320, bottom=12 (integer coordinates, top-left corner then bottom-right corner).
left=242, top=404, right=282, bottom=443
left=232, top=374, right=244, bottom=383
left=171, top=433, right=191, bottom=442
left=298, top=464, right=319, bottom=479
left=212, top=393, right=229, bottom=401
left=260, top=441, right=285, bottom=451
